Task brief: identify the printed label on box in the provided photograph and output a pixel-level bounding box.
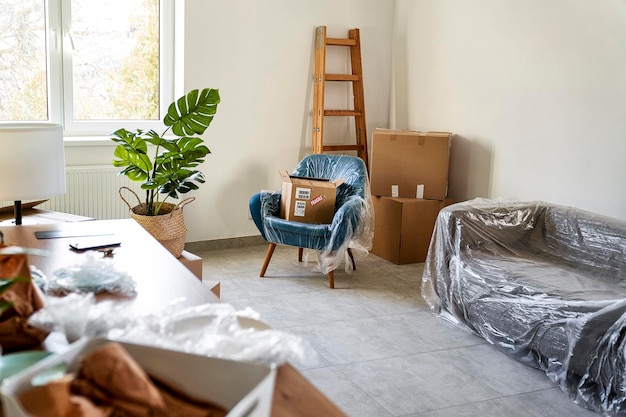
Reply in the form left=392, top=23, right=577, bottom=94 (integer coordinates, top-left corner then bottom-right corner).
left=294, top=200, right=306, bottom=216
left=295, top=187, right=311, bottom=200
left=310, top=195, right=323, bottom=206
left=391, top=185, right=399, bottom=198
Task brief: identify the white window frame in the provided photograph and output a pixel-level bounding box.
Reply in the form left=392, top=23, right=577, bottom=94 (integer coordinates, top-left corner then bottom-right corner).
left=46, top=0, right=175, bottom=137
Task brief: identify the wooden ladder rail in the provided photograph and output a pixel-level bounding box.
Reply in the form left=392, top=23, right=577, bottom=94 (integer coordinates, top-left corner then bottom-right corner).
left=312, top=26, right=368, bottom=169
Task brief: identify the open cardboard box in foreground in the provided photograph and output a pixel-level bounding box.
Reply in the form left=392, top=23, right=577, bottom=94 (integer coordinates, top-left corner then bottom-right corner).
left=1, top=337, right=276, bottom=417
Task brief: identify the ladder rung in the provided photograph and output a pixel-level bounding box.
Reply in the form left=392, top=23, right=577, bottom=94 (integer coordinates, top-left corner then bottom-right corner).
left=322, top=144, right=365, bottom=152
left=326, top=37, right=357, bottom=46
left=325, top=74, right=360, bottom=81
left=324, top=110, right=361, bottom=117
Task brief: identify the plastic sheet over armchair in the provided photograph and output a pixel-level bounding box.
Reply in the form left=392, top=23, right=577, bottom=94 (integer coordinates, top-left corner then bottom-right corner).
left=249, top=154, right=373, bottom=288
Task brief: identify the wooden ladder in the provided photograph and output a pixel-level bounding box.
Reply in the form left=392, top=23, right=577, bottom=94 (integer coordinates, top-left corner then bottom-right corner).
left=312, top=26, right=368, bottom=169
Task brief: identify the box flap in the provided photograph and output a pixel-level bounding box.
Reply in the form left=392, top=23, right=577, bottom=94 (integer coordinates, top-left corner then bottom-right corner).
left=374, top=128, right=452, bottom=138
left=278, top=170, right=292, bottom=184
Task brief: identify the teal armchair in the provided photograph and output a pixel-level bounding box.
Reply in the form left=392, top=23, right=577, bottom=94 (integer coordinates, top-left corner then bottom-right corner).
left=249, top=154, right=373, bottom=288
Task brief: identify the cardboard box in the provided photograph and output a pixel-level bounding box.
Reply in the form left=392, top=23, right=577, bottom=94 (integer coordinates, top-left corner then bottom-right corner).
left=371, top=196, right=449, bottom=264
left=179, top=250, right=203, bottom=280
left=370, top=129, right=451, bottom=200
left=203, top=280, right=221, bottom=299
left=1, top=338, right=276, bottom=417
left=279, top=170, right=343, bottom=224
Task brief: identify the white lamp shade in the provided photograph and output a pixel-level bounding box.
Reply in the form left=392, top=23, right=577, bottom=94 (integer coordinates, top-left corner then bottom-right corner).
left=0, top=123, right=66, bottom=201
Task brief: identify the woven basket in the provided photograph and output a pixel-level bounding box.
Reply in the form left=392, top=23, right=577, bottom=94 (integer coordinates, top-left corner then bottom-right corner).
left=119, top=187, right=195, bottom=258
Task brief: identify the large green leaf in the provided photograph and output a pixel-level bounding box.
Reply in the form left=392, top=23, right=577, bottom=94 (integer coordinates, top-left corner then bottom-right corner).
left=164, top=88, right=220, bottom=136
left=144, top=130, right=180, bottom=154
left=110, top=129, right=149, bottom=154
left=113, top=145, right=152, bottom=182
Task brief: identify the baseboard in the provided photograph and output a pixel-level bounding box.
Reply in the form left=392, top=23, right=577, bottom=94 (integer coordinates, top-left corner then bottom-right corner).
left=185, top=235, right=266, bottom=252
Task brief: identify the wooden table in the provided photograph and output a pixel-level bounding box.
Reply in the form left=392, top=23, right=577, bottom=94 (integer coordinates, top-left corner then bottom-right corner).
left=0, top=219, right=346, bottom=417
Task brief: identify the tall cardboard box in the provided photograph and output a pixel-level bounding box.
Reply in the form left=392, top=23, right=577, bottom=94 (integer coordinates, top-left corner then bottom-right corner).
left=370, top=129, right=451, bottom=200
left=279, top=171, right=343, bottom=224
left=371, top=196, right=443, bottom=264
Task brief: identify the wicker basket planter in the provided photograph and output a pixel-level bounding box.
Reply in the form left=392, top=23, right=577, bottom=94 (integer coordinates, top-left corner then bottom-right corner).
left=120, top=187, right=194, bottom=258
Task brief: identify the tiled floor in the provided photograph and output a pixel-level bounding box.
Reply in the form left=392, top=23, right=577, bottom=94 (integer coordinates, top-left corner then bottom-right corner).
left=196, top=244, right=598, bottom=417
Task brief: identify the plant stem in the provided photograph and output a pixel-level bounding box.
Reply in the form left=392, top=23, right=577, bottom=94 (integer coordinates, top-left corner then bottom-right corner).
left=147, top=125, right=173, bottom=215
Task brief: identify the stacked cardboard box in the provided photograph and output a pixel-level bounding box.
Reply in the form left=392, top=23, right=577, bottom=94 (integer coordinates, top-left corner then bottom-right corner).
left=369, top=129, right=453, bottom=264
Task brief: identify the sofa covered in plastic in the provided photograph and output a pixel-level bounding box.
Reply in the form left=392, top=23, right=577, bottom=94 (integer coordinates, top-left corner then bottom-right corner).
left=422, top=199, right=626, bottom=415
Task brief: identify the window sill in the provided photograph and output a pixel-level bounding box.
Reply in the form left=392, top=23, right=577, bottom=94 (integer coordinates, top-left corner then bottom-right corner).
left=63, top=136, right=115, bottom=147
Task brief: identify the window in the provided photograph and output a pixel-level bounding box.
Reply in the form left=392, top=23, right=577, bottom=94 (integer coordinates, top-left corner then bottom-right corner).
left=0, top=0, right=173, bottom=136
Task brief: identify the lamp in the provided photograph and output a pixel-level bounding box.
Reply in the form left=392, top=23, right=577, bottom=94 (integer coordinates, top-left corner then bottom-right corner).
left=0, top=123, right=66, bottom=225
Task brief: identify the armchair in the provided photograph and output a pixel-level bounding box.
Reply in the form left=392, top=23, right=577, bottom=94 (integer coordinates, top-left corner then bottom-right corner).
left=249, top=154, right=373, bottom=288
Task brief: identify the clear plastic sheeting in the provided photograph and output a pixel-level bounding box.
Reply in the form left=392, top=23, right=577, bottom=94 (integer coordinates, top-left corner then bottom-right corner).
left=29, top=295, right=317, bottom=367
left=252, top=154, right=374, bottom=274
left=422, top=198, right=626, bottom=416
left=109, top=302, right=318, bottom=367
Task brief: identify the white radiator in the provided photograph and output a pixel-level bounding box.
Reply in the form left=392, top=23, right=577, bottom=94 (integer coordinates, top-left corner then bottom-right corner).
left=1, top=166, right=145, bottom=220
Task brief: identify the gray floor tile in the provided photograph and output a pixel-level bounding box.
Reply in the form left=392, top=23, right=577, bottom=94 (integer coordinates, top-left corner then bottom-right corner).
left=359, top=312, right=485, bottom=354
left=409, top=397, right=537, bottom=417
left=287, top=313, right=485, bottom=366
left=287, top=319, right=407, bottom=365
left=508, top=387, right=599, bottom=417
left=434, top=344, right=556, bottom=396
left=338, top=353, right=502, bottom=415
left=301, top=367, right=394, bottom=417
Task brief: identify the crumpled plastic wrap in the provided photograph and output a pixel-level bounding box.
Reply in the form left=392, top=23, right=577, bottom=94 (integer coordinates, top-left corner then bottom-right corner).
left=28, top=293, right=127, bottom=343
left=251, top=154, right=374, bottom=274
left=422, top=198, right=626, bottom=416
left=108, top=302, right=318, bottom=367
left=28, top=295, right=317, bottom=367
left=43, top=251, right=136, bottom=297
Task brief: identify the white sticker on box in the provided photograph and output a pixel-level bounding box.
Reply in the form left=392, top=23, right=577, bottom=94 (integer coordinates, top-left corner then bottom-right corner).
left=391, top=185, right=399, bottom=198
left=416, top=184, right=424, bottom=199
left=294, top=200, right=306, bottom=216
left=295, top=187, right=311, bottom=200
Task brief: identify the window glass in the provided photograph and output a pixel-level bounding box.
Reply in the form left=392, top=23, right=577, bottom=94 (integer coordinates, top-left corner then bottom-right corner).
left=0, top=0, right=48, bottom=121
left=70, top=0, right=160, bottom=121
left=0, top=0, right=169, bottom=134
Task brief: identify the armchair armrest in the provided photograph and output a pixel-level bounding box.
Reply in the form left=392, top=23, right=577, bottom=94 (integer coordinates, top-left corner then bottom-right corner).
left=259, top=190, right=281, bottom=217
left=444, top=200, right=544, bottom=252
left=249, top=191, right=281, bottom=241
left=329, top=195, right=372, bottom=252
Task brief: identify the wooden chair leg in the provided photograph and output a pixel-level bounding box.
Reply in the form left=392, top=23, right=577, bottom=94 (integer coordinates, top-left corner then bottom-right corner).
left=347, top=248, right=356, bottom=270
left=328, top=270, right=334, bottom=289
left=298, top=247, right=304, bottom=262
left=260, top=243, right=276, bottom=277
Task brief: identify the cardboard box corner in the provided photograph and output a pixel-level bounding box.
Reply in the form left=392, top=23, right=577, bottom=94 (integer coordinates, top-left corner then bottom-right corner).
left=371, top=196, right=449, bottom=264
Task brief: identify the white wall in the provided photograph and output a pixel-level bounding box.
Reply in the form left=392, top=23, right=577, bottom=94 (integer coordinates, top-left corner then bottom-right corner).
left=392, top=0, right=626, bottom=220
left=182, top=0, right=394, bottom=241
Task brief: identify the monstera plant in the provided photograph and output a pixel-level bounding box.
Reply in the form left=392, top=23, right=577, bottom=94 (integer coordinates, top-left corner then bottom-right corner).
left=111, top=88, right=220, bottom=215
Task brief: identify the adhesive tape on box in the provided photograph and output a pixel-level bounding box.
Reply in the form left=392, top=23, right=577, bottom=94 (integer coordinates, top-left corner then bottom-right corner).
left=416, top=184, right=424, bottom=199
